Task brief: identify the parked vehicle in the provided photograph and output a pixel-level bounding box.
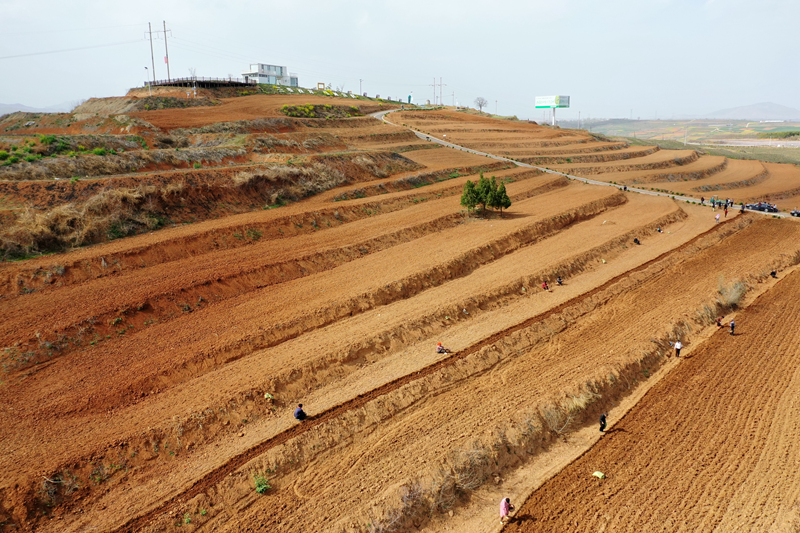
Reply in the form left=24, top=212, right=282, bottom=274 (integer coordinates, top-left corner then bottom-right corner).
left=745, top=202, right=779, bottom=213
left=791, top=209, right=800, bottom=217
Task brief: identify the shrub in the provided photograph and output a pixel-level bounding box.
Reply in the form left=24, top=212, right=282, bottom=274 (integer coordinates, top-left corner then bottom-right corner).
left=254, top=474, right=271, bottom=494
left=0, top=150, right=8, bottom=161
left=717, top=278, right=747, bottom=309
left=193, top=162, right=202, bottom=169
left=39, top=134, right=56, bottom=145
left=92, top=147, right=107, bottom=156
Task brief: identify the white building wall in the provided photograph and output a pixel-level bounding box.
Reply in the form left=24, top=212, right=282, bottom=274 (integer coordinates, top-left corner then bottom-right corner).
left=242, top=63, right=297, bottom=86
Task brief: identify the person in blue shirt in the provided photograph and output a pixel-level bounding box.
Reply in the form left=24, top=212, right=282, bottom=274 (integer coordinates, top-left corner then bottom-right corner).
left=294, top=404, right=307, bottom=421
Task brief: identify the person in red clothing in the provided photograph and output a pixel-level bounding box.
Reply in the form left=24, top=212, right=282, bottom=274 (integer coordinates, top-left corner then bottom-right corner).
left=542, top=281, right=549, bottom=291
left=436, top=342, right=450, bottom=354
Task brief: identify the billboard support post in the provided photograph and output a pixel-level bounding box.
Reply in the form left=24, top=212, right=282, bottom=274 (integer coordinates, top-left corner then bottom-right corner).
left=535, top=95, right=570, bottom=126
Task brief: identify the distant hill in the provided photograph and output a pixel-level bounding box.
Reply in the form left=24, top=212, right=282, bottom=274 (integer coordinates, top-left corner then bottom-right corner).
left=704, top=102, right=800, bottom=121
left=0, top=102, right=74, bottom=116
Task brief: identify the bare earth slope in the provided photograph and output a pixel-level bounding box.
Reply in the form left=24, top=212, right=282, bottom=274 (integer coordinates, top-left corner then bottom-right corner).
left=506, top=268, right=800, bottom=533
left=2, top=100, right=800, bottom=533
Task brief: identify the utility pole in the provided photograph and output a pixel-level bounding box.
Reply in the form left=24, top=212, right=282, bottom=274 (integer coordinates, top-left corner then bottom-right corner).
left=146, top=23, right=156, bottom=83
left=438, top=78, right=446, bottom=107
left=451, top=92, right=455, bottom=106
left=430, top=78, right=436, bottom=105
left=495, top=100, right=497, bottom=115
left=163, top=21, right=171, bottom=82
left=578, top=111, right=581, bottom=129
left=359, top=79, right=363, bottom=95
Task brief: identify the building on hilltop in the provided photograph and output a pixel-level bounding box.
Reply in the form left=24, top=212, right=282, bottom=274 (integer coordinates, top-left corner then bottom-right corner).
left=242, top=64, right=298, bottom=87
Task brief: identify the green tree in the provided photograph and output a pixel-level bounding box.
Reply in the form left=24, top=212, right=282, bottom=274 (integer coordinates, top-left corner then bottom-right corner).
left=493, top=182, right=512, bottom=216
left=474, top=173, right=499, bottom=214
left=460, top=180, right=478, bottom=212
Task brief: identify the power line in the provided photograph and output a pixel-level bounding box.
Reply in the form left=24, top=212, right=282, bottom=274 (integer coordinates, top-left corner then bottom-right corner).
left=0, top=39, right=142, bottom=60
left=2, top=23, right=147, bottom=37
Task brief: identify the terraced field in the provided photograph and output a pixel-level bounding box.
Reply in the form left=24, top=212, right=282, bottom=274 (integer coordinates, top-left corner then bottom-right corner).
left=1, top=98, right=799, bottom=533
left=396, top=110, right=800, bottom=212
left=506, top=267, right=800, bottom=533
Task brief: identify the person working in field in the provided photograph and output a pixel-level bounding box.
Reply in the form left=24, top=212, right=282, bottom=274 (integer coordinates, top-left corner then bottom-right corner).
left=500, top=497, right=515, bottom=525
left=294, top=404, right=307, bottom=422
left=436, top=342, right=451, bottom=354
left=542, top=281, right=550, bottom=291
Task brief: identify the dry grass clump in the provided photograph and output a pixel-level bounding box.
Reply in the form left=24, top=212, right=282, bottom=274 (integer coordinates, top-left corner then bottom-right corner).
left=716, top=276, right=747, bottom=310
left=353, top=156, right=388, bottom=179
left=252, top=135, right=301, bottom=152
left=0, top=183, right=180, bottom=259
left=232, top=162, right=346, bottom=202
left=1, top=152, right=410, bottom=258
left=695, top=277, right=749, bottom=325
left=172, top=117, right=292, bottom=136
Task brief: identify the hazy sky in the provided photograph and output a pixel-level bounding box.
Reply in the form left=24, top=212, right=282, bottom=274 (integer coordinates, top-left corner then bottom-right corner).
left=1, top=0, right=798, bottom=119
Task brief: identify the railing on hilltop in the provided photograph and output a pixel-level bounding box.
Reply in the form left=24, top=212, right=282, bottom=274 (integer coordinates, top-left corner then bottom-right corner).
left=144, top=77, right=258, bottom=87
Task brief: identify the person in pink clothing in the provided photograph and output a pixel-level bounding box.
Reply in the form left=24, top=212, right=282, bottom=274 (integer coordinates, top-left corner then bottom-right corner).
left=500, top=497, right=514, bottom=525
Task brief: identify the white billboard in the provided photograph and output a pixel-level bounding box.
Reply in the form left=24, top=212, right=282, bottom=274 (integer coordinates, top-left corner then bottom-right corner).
left=535, top=95, right=570, bottom=108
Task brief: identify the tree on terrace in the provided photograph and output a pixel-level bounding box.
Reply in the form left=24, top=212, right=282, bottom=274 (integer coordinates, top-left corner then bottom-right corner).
left=475, top=97, right=488, bottom=113
left=493, top=183, right=512, bottom=217
left=461, top=172, right=512, bottom=216
left=474, top=173, right=496, bottom=213
left=461, top=179, right=478, bottom=212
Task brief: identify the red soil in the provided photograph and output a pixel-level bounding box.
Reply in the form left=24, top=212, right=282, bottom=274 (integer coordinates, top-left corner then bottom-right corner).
left=506, top=268, right=800, bottom=533
left=2, top=101, right=800, bottom=533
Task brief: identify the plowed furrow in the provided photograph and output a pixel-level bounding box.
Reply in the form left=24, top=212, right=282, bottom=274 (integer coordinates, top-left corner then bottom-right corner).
left=105, top=214, right=757, bottom=533
left=506, top=271, right=800, bottom=533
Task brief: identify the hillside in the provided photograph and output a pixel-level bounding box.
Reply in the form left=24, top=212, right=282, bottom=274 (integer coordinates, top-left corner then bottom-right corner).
left=0, top=93, right=799, bottom=533
left=705, top=101, right=800, bottom=120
